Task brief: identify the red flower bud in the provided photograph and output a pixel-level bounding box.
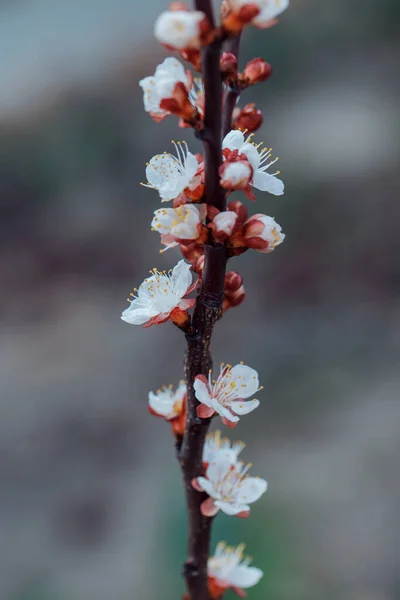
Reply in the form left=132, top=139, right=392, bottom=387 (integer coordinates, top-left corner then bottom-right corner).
left=241, top=58, right=272, bottom=85
left=180, top=242, right=205, bottom=264
left=233, top=102, right=263, bottom=133
left=220, top=52, right=238, bottom=76
left=225, top=271, right=243, bottom=292
left=227, top=200, right=248, bottom=225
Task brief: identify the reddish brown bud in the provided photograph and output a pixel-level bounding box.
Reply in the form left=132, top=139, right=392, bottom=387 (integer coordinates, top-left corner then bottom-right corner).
left=233, top=102, right=263, bottom=133
left=180, top=242, right=205, bottom=264
left=222, top=3, right=260, bottom=35
left=227, top=200, right=248, bottom=224
left=220, top=52, right=238, bottom=76
left=225, top=271, right=243, bottom=292
left=193, top=255, right=205, bottom=276
left=241, top=58, right=273, bottom=85
left=170, top=307, right=190, bottom=328
left=159, top=81, right=199, bottom=122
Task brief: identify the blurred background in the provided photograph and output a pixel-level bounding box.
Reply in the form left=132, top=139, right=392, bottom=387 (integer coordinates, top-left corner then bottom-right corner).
left=1, top=0, right=400, bottom=599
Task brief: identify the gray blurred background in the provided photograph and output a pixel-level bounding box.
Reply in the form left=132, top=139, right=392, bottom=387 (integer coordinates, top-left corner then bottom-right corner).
left=1, top=0, right=399, bottom=599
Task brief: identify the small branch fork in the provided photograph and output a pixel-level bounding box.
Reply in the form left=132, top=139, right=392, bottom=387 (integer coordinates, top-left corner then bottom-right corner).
left=177, top=2, right=243, bottom=600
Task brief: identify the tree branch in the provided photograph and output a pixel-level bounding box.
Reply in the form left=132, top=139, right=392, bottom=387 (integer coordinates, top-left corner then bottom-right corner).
left=179, top=2, right=228, bottom=599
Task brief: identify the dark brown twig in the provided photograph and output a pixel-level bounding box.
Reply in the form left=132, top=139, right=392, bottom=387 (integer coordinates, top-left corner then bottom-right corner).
left=178, top=1, right=228, bottom=599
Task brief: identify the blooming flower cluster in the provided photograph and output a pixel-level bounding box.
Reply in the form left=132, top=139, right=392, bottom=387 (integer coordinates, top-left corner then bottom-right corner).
left=124, top=1, right=290, bottom=597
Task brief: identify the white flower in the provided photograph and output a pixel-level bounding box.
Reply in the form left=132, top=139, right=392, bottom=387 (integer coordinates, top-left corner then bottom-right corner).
left=139, top=57, right=191, bottom=121
left=143, top=141, right=201, bottom=202
left=203, top=430, right=245, bottom=464
left=194, top=363, right=262, bottom=426
left=219, top=161, right=252, bottom=190
left=223, top=129, right=284, bottom=196
left=208, top=542, right=263, bottom=593
left=121, top=259, right=196, bottom=327
left=229, top=0, right=289, bottom=28
left=194, top=459, right=267, bottom=516
left=154, top=10, right=207, bottom=50
left=152, top=204, right=206, bottom=251
left=244, top=213, right=285, bottom=253
left=148, top=382, right=186, bottom=420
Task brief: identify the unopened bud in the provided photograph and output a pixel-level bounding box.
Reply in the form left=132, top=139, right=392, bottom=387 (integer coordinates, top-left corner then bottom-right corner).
left=241, top=58, right=272, bottom=85
left=243, top=214, right=285, bottom=253
left=219, top=160, right=252, bottom=190
left=225, top=271, right=243, bottom=292
left=208, top=211, right=238, bottom=242
left=220, top=52, right=238, bottom=76
left=154, top=10, right=211, bottom=50
left=227, top=200, right=248, bottom=224
left=233, top=102, right=263, bottom=133
left=180, top=242, right=205, bottom=263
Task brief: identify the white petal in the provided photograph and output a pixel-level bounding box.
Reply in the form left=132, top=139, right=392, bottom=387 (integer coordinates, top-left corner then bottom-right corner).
left=121, top=306, right=153, bottom=325
left=229, top=364, right=260, bottom=398
left=240, top=143, right=261, bottom=170
left=227, top=566, right=263, bottom=588
left=148, top=391, right=175, bottom=419
left=194, top=378, right=213, bottom=408
left=215, top=404, right=240, bottom=422
left=230, top=399, right=260, bottom=415
left=206, top=460, right=232, bottom=486
left=170, top=259, right=192, bottom=296
left=196, top=476, right=219, bottom=499
left=212, top=211, right=238, bottom=235
left=214, top=500, right=250, bottom=515
left=185, top=151, right=200, bottom=180
left=253, top=0, right=289, bottom=26
left=222, top=130, right=244, bottom=151
left=154, top=57, right=188, bottom=84
left=252, top=171, right=284, bottom=195
left=235, top=477, right=268, bottom=503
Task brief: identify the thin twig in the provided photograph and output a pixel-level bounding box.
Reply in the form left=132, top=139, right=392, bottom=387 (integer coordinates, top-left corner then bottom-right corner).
left=179, top=1, right=229, bottom=599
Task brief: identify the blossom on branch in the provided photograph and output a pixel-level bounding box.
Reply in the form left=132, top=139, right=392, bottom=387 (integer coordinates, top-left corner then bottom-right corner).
left=222, top=130, right=284, bottom=199
left=139, top=57, right=195, bottom=123
left=121, top=259, right=196, bottom=328
left=151, top=204, right=207, bottom=251
left=142, top=141, right=203, bottom=202
left=219, top=161, right=253, bottom=191
left=203, top=430, right=245, bottom=466
left=222, top=0, right=289, bottom=34
left=154, top=9, right=211, bottom=50
left=148, top=382, right=186, bottom=437
left=241, top=57, right=272, bottom=85
left=208, top=542, right=263, bottom=599
left=193, top=459, right=268, bottom=517
left=194, top=363, right=262, bottom=426
left=244, top=214, right=285, bottom=252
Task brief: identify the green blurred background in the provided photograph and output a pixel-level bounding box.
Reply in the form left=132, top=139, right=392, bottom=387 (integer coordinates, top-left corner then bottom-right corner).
left=1, top=0, right=399, bottom=599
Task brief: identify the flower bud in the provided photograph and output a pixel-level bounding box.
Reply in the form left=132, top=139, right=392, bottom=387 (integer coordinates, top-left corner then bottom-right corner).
left=154, top=10, right=211, bottom=50
left=220, top=52, right=238, bottom=76
left=180, top=242, right=205, bottom=264
left=233, top=102, right=263, bottom=133
left=208, top=211, right=238, bottom=242
left=243, top=214, right=285, bottom=252
left=241, top=58, right=272, bottom=85
left=193, top=255, right=205, bottom=276
left=223, top=271, right=246, bottom=311
left=222, top=2, right=260, bottom=35
left=219, top=160, right=252, bottom=190
left=227, top=200, right=248, bottom=225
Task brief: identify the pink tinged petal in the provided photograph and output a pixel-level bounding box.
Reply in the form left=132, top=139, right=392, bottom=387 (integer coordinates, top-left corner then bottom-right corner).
left=197, top=404, right=215, bottom=418
left=223, top=130, right=245, bottom=151
left=222, top=416, right=239, bottom=428
left=214, top=500, right=250, bottom=516
left=252, top=171, right=284, bottom=195
left=230, top=399, right=260, bottom=415
left=232, top=587, right=247, bottom=598
left=201, top=497, right=220, bottom=517
left=191, top=478, right=204, bottom=492
left=236, top=510, right=251, bottom=519
left=178, top=298, right=195, bottom=311
left=196, top=476, right=218, bottom=498
left=184, top=280, right=199, bottom=296
left=148, top=392, right=174, bottom=419
left=228, top=566, right=263, bottom=589
left=194, top=376, right=213, bottom=407
left=236, top=477, right=268, bottom=503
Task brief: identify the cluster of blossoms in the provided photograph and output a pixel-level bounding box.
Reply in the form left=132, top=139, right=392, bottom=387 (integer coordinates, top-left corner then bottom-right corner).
left=123, top=0, right=290, bottom=597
